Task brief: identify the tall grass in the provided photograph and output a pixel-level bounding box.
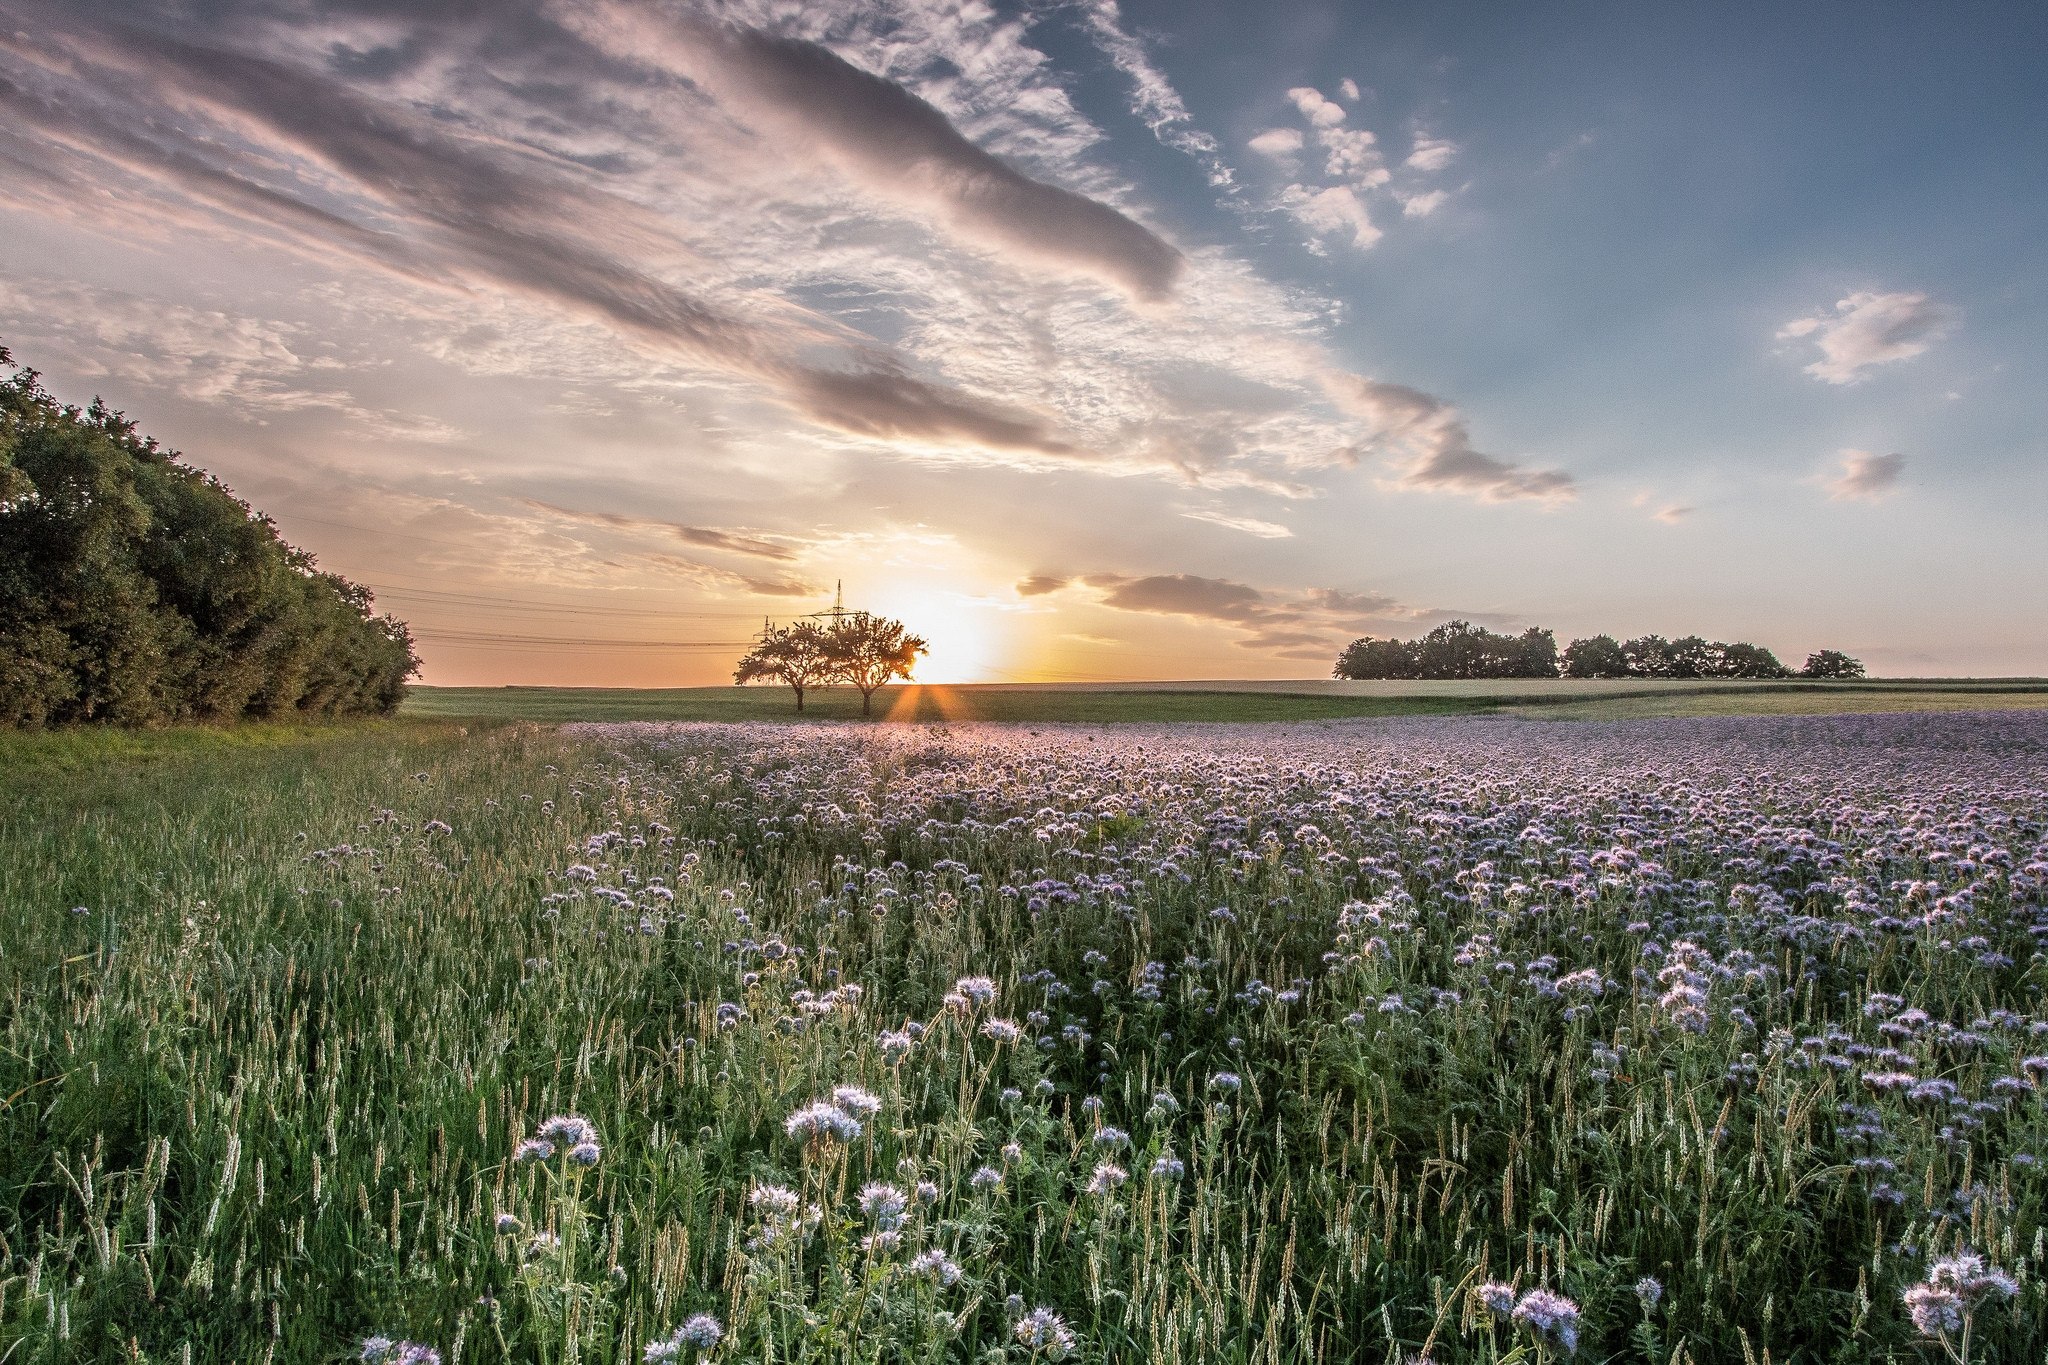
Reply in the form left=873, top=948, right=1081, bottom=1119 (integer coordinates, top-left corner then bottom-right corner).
left=2, top=713, right=2043, bottom=1363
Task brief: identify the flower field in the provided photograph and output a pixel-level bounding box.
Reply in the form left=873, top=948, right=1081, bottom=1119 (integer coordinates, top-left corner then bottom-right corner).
left=4, top=712, right=2046, bottom=1363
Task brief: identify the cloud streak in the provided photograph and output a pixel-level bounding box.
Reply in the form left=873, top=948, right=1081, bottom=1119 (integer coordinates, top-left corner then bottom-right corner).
left=1019, top=570, right=1472, bottom=659
left=613, top=13, right=1185, bottom=303
left=1323, top=375, right=1576, bottom=502
left=520, top=500, right=798, bottom=560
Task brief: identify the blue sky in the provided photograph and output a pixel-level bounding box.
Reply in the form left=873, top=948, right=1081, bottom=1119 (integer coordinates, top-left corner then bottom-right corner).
left=2, top=0, right=2041, bottom=680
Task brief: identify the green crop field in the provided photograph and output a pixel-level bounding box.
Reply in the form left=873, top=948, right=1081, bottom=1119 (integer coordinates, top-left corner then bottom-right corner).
left=403, top=679, right=2048, bottom=725
left=4, top=708, right=2046, bottom=1364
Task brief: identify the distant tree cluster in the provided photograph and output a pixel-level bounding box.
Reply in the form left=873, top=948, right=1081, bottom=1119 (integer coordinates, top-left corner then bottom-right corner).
left=735, top=611, right=927, bottom=715
left=1, top=343, right=418, bottom=727
left=1336, top=620, right=1863, bottom=682
left=1335, top=621, right=1560, bottom=680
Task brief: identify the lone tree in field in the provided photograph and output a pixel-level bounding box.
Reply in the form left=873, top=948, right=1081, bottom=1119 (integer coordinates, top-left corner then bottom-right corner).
left=733, top=619, right=833, bottom=712
left=1800, top=649, right=1866, bottom=679
left=826, top=610, right=927, bottom=717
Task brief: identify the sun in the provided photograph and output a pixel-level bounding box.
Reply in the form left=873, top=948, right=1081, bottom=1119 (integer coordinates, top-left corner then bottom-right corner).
left=863, top=585, right=1005, bottom=684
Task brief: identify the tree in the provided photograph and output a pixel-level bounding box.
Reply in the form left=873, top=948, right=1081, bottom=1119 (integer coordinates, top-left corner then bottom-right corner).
left=1800, top=649, right=1865, bottom=679
left=1, top=341, right=416, bottom=727
left=1333, top=636, right=1420, bottom=680
left=1562, top=634, right=1629, bottom=678
left=1509, top=626, right=1561, bottom=678
left=825, top=611, right=927, bottom=717
left=732, top=619, right=832, bottom=712
left=1717, top=642, right=1791, bottom=679
left=1621, top=635, right=1675, bottom=678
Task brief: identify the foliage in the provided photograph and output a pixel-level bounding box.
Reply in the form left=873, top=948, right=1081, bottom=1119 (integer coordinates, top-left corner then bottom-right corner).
left=823, top=611, right=928, bottom=716
left=1560, top=633, right=1631, bottom=678
left=4, top=713, right=2044, bottom=1363
left=733, top=619, right=834, bottom=712
left=1335, top=621, right=1558, bottom=680
left=1802, top=649, right=1868, bottom=679
left=1345, top=624, right=1852, bottom=682
left=0, top=342, right=416, bottom=727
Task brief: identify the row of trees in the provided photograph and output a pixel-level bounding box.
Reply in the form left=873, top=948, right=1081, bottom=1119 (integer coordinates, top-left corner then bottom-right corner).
left=1335, top=620, right=1864, bottom=681
left=1, top=342, right=419, bottom=727
left=735, top=612, right=927, bottom=714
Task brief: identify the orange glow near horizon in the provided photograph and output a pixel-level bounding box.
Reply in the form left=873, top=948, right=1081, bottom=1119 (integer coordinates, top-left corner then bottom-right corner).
left=863, top=583, right=1009, bottom=684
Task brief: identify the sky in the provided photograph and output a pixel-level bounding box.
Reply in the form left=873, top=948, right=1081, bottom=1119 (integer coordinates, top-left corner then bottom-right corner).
left=2, top=0, right=2043, bottom=684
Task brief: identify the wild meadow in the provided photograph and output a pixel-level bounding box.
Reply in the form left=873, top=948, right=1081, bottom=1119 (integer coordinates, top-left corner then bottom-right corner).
left=3, top=712, right=2046, bottom=1364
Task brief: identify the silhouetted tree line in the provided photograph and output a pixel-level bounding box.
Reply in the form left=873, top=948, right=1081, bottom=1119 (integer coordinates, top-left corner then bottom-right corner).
left=1, top=342, right=418, bottom=727
left=1335, top=620, right=1864, bottom=681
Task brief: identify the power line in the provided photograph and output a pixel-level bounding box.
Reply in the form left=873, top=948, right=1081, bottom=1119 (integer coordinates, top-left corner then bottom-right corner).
left=412, top=628, right=753, bottom=649
left=365, top=582, right=760, bottom=620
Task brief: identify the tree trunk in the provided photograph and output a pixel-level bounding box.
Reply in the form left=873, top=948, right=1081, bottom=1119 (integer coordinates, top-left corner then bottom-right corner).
left=794, top=685, right=804, bottom=712
left=861, top=688, right=873, bottom=717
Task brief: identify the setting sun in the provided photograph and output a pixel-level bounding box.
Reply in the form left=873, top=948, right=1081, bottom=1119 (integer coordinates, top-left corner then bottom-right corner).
left=863, top=585, right=1008, bottom=684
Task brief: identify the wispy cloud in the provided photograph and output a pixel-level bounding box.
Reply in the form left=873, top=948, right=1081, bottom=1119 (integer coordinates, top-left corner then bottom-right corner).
left=1019, top=570, right=1475, bottom=659
left=611, top=13, right=1186, bottom=303
left=1072, top=0, right=1238, bottom=193
left=520, top=500, right=799, bottom=561
left=1778, top=290, right=1954, bottom=384
left=1824, top=449, right=1905, bottom=501
left=1179, top=507, right=1293, bottom=538
left=1323, top=375, right=1576, bottom=502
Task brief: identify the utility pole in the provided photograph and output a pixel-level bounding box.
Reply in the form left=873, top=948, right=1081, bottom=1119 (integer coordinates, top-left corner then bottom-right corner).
left=803, top=580, right=853, bottom=625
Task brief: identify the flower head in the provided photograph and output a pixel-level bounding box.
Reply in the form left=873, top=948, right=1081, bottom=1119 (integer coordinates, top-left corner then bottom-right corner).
left=832, top=1085, right=883, bottom=1116
left=362, top=1342, right=441, bottom=1365
left=859, top=1182, right=910, bottom=1229
left=538, top=1114, right=598, bottom=1146
left=1512, top=1289, right=1581, bottom=1355
left=1013, top=1307, right=1077, bottom=1358
left=1085, top=1161, right=1127, bottom=1195
left=785, top=1101, right=862, bottom=1145
left=1904, top=1282, right=1964, bottom=1336
left=909, top=1249, right=963, bottom=1285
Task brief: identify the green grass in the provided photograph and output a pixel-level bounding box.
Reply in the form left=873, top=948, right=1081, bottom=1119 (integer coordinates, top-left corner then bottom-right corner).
left=404, top=679, right=2048, bottom=725
left=402, top=685, right=1503, bottom=724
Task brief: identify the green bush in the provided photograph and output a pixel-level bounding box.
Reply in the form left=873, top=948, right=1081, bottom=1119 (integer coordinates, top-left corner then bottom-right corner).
left=0, top=341, right=416, bottom=726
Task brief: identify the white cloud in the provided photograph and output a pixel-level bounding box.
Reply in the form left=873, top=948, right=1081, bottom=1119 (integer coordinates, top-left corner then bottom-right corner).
left=1405, top=134, right=1457, bottom=172
left=1278, top=184, right=1381, bottom=251
left=1825, top=449, right=1905, bottom=501
left=1247, top=127, right=1304, bottom=160
left=1777, top=291, right=1954, bottom=384
left=1397, top=188, right=1448, bottom=218
left=1286, top=86, right=1348, bottom=128
left=1265, top=84, right=1392, bottom=251
left=1338, top=78, right=1361, bottom=101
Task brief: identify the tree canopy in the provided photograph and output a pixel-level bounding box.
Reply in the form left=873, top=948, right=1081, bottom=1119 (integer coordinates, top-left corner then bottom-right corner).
left=1336, top=622, right=1557, bottom=680
left=732, top=619, right=834, bottom=712
left=826, top=611, right=928, bottom=716
left=1, top=341, right=417, bottom=727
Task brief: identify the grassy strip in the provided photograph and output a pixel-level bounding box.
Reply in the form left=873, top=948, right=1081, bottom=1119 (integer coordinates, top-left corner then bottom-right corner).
left=404, top=680, right=2048, bottom=725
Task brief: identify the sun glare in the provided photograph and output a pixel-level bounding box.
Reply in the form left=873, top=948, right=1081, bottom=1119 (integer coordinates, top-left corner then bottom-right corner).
left=865, top=586, right=1004, bottom=684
